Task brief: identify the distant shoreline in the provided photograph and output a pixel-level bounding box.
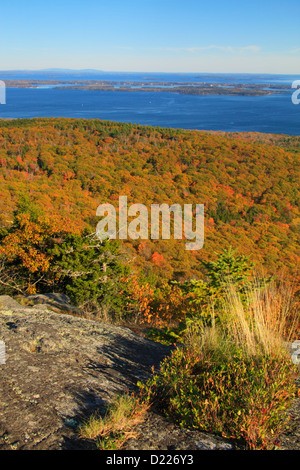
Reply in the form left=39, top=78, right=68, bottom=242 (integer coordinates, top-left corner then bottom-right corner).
left=3, top=80, right=291, bottom=96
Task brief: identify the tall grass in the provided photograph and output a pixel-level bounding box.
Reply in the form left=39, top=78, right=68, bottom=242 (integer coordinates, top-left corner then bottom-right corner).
left=215, top=279, right=299, bottom=358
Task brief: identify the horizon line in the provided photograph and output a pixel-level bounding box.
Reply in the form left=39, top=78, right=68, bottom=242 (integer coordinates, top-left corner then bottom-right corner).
left=0, top=68, right=299, bottom=76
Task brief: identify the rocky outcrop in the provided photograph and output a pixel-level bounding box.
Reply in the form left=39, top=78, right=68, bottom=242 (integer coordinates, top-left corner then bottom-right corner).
left=20, top=292, right=83, bottom=316
left=0, top=295, right=298, bottom=450
left=0, top=295, right=24, bottom=311
left=0, top=296, right=233, bottom=450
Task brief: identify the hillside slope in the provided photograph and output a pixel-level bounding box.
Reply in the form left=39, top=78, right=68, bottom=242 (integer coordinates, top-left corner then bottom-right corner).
left=0, top=118, right=299, bottom=283
left=0, top=296, right=237, bottom=450
left=0, top=296, right=299, bottom=450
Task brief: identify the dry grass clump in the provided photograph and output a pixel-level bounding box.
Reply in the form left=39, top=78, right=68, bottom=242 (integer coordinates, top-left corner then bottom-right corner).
left=79, top=393, right=149, bottom=450
left=216, top=279, right=299, bottom=358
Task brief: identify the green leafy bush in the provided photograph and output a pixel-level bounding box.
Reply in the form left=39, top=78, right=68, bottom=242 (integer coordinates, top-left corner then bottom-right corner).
left=139, top=343, right=298, bottom=449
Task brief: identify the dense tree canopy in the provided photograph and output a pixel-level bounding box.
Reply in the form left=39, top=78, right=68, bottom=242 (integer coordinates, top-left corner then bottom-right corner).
left=0, top=118, right=298, bottom=285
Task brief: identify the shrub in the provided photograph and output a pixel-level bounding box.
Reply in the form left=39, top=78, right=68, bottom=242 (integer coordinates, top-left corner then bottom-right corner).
left=140, top=346, right=298, bottom=449
left=168, top=247, right=256, bottom=329
left=49, top=232, right=130, bottom=320
left=138, top=282, right=299, bottom=450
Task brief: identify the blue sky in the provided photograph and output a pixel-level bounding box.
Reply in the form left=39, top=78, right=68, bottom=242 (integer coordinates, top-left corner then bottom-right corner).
left=1, top=0, right=299, bottom=73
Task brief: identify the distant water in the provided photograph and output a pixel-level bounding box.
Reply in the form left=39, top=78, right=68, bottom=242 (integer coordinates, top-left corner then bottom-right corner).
left=0, top=70, right=298, bottom=85
left=0, top=72, right=299, bottom=135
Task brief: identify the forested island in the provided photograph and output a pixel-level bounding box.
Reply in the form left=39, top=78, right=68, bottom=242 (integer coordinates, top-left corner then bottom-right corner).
left=3, top=80, right=291, bottom=96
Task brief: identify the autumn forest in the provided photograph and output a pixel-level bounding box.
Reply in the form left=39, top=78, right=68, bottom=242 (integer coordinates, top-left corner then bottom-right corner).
left=0, top=117, right=299, bottom=326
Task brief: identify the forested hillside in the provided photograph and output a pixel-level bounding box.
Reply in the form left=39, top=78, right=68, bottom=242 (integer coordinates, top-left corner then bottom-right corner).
left=0, top=118, right=298, bottom=286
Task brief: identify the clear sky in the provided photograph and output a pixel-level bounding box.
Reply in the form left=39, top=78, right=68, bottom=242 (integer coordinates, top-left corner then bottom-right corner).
left=1, top=0, right=299, bottom=73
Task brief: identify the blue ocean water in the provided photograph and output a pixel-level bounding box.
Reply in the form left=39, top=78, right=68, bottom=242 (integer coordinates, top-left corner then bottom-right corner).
left=0, top=72, right=299, bottom=135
